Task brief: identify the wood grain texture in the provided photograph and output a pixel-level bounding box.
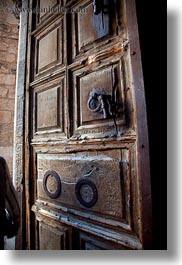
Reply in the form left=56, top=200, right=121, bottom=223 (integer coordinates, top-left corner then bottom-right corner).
left=20, top=0, right=152, bottom=250
left=38, top=29, right=58, bottom=69
left=37, top=151, right=128, bottom=221
left=125, top=0, right=152, bottom=249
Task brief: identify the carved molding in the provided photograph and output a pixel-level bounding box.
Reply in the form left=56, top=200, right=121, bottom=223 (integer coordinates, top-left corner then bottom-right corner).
left=12, top=0, right=22, bottom=7
left=12, top=0, right=22, bottom=19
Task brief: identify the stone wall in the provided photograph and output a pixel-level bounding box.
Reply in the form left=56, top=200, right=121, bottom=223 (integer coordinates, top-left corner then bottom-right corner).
left=0, top=0, right=19, bottom=176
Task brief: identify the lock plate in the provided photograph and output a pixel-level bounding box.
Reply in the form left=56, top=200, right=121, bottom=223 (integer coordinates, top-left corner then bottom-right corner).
left=43, top=170, right=61, bottom=199
left=75, top=179, right=98, bottom=208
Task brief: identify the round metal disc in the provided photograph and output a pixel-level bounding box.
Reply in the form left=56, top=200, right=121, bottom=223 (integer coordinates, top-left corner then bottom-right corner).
left=43, top=170, right=61, bottom=199
left=75, top=179, right=98, bottom=208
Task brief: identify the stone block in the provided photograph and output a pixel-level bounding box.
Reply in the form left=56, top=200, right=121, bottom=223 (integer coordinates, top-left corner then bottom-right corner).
left=10, top=64, right=17, bottom=74
left=0, top=42, right=9, bottom=52
left=0, top=22, right=11, bottom=32
left=0, top=52, right=16, bottom=63
left=7, top=87, right=15, bottom=99
left=8, top=46, right=18, bottom=55
left=0, top=131, right=14, bottom=146
left=0, top=123, right=14, bottom=134
left=0, top=37, right=18, bottom=47
left=0, top=98, right=15, bottom=111
left=0, top=62, right=9, bottom=73
left=0, top=73, right=16, bottom=86
left=11, top=24, right=19, bottom=34
left=0, top=110, right=13, bottom=123
left=0, top=87, right=8, bottom=98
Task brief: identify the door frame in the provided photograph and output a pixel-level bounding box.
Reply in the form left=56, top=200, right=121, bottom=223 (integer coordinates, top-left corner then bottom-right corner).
left=14, top=0, right=152, bottom=250
left=13, top=0, right=29, bottom=250
left=125, top=0, right=152, bottom=249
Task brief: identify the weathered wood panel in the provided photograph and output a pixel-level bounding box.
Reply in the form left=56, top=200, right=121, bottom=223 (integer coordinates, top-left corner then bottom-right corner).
left=32, top=16, right=64, bottom=78
left=38, top=29, right=58, bottom=70
left=22, top=0, right=152, bottom=250
left=79, top=232, right=129, bottom=250
left=32, top=76, right=67, bottom=140
left=72, top=58, right=125, bottom=128
left=37, top=0, right=62, bottom=24
left=39, top=221, right=70, bottom=250
left=36, top=87, right=62, bottom=131
left=71, top=0, right=117, bottom=60
left=40, top=0, right=58, bottom=19
left=37, top=151, right=129, bottom=221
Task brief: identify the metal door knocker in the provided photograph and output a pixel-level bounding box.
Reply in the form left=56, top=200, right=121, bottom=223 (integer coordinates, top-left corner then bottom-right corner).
left=87, top=88, right=112, bottom=119
left=87, top=88, right=119, bottom=133
left=87, top=88, right=117, bottom=119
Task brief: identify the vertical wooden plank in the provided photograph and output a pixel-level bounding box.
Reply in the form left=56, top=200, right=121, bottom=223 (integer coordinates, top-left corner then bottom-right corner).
left=13, top=0, right=29, bottom=250
left=125, top=0, right=152, bottom=249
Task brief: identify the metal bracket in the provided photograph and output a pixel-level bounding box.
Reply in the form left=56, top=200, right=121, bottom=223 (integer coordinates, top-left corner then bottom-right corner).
left=93, top=0, right=102, bottom=15
left=93, top=0, right=110, bottom=15
left=87, top=88, right=118, bottom=119
left=87, top=88, right=119, bottom=133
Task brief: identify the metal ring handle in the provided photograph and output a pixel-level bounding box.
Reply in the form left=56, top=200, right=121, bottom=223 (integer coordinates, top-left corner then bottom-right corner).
left=87, top=88, right=105, bottom=113
left=87, top=96, right=101, bottom=113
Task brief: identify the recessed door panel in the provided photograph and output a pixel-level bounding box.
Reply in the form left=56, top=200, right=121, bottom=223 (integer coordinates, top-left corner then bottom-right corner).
left=71, top=57, right=129, bottom=139
left=71, top=0, right=116, bottom=59
left=38, top=221, right=71, bottom=250
left=33, top=77, right=66, bottom=138
left=79, top=232, right=129, bottom=250
left=37, top=87, right=60, bottom=130
left=40, top=0, right=58, bottom=19
left=32, top=16, right=64, bottom=80
left=37, top=150, right=130, bottom=225
left=38, top=29, right=58, bottom=70
left=35, top=0, right=62, bottom=25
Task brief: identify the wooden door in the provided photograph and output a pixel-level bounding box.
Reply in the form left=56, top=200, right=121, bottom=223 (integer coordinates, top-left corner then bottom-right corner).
left=25, top=0, right=152, bottom=250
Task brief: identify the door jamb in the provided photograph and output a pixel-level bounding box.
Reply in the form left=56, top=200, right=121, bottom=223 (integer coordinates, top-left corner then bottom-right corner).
left=125, top=0, right=152, bottom=249
left=13, top=0, right=29, bottom=250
